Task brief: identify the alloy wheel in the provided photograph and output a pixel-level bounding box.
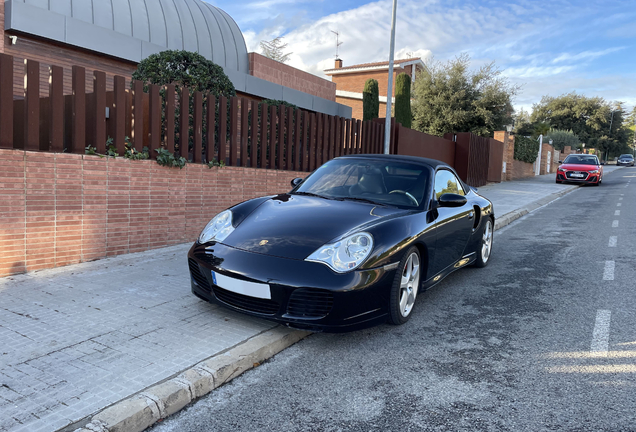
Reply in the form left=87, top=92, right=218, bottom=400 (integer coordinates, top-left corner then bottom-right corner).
left=481, top=220, right=493, bottom=263
left=399, top=252, right=420, bottom=317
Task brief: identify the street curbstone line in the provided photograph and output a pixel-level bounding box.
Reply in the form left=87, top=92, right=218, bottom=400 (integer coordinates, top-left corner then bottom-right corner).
left=77, top=327, right=310, bottom=432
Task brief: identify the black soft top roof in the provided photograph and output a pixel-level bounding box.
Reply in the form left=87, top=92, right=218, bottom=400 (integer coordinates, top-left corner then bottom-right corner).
left=336, top=154, right=451, bottom=170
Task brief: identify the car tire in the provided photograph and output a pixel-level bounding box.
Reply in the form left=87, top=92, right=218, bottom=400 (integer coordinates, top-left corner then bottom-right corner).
left=473, top=218, right=493, bottom=268
left=556, top=180, right=562, bottom=184
left=388, top=246, right=421, bottom=325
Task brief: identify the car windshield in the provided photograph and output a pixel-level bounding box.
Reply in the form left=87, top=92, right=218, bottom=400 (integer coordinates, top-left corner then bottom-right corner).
left=294, top=158, right=430, bottom=208
left=563, top=155, right=599, bottom=165
left=619, top=154, right=634, bottom=159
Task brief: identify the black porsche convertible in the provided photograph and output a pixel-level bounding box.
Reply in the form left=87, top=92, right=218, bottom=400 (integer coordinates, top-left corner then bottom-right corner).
left=188, top=154, right=494, bottom=332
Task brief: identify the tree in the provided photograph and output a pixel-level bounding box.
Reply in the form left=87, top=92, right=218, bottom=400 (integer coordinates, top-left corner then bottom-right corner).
left=544, top=129, right=580, bottom=151
left=363, top=79, right=380, bottom=121
left=626, top=107, right=636, bottom=152
left=395, top=73, right=412, bottom=128
left=260, top=37, right=292, bottom=63
left=411, top=54, right=517, bottom=137
left=132, top=50, right=236, bottom=97
left=530, top=93, right=631, bottom=157
left=132, top=50, right=236, bottom=159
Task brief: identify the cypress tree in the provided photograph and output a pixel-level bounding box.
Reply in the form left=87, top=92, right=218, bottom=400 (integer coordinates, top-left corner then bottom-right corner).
left=395, top=73, right=412, bottom=128
left=362, top=79, right=379, bottom=121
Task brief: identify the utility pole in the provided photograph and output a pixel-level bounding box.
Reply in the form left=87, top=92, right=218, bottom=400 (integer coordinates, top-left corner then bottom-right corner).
left=383, top=0, right=398, bottom=154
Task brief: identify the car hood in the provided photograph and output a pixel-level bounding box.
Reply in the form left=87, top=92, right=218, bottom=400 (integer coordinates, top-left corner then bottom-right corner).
left=559, top=163, right=599, bottom=171
left=223, top=194, right=408, bottom=260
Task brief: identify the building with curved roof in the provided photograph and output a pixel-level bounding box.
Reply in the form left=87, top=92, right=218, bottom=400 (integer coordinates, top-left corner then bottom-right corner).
left=3, top=0, right=248, bottom=73
left=1, top=0, right=350, bottom=117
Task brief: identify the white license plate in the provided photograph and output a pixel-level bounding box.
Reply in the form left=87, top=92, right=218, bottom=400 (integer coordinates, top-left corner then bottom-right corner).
left=571, top=173, right=585, bottom=178
left=211, top=271, right=271, bottom=299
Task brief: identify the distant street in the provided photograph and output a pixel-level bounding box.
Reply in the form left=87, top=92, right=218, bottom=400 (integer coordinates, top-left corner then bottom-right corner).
left=153, top=168, right=636, bottom=432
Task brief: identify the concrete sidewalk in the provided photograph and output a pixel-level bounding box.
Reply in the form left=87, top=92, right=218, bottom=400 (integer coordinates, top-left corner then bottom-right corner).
left=0, top=168, right=622, bottom=432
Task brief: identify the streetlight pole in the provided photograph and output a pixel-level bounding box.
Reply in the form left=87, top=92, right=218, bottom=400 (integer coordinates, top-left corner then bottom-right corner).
left=383, top=0, right=398, bottom=154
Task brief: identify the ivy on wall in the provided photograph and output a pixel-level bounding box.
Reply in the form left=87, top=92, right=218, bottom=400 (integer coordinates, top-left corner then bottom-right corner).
left=513, top=135, right=540, bottom=164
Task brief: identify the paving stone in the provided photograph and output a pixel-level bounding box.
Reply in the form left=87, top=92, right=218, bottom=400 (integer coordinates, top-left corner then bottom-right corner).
left=0, top=243, right=278, bottom=431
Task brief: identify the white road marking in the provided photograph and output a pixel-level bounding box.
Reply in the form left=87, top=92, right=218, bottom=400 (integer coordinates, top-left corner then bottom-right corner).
left=612, top=220, right=619, bottom=228
left=619, top=197, right=623, bottom=200
left=615, top=210, right=621, bottom=216
left=609, top=236, right=617, bottom=247
left=591, top=310, right=611, bottom=356
left=617, top=203, right=622, bottom=207
left=603, top=261, right=615, bottom=280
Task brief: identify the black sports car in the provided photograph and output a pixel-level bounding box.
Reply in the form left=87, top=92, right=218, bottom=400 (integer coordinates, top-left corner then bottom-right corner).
left=188, top=155, right=495, bottom=332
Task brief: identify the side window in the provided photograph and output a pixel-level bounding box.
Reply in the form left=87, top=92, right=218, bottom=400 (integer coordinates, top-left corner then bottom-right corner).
left=434, top=170, right=464, bottom=200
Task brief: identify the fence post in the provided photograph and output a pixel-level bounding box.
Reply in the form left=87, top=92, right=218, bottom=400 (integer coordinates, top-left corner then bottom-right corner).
left=148, top=84, right=161, bottom=159
left=229, top=96, right=239, bottom=166
left=193, top=91, right=203, bottom=163
left=206, top=94, right=216, bottom=164
left=277, top=105, right=285, bottom=169
left=259, top=103, right=267, bottom=169
left=294, top=109, right=302, bottom=170
left=25, top=59, right=40, bottom=151
left=344, top=119, right=350, bottom=155
left=112, top=75, right=126, bottom=155
left=0, top=54, right=13, bottom=149
left=268, top=105, right=276, bottom=169
left=218, top=96, right=227, bottom=164
left=309, top=113, right=316, bottom=171
left=315, top=114, right=323, bottom=166
left=250, top=100, right=258, bottom=168
left=132, top=80, right=144, bottom=152
left=178, top=87, right=189, bottom=159
left=240, top=97, right=248, bottom=166
left=91, top=71, right=106, bottom=153
left=286, top=106, right=293, bottom=170
left=165, top=84, right=175, bottom=153
left=335, top=117, right=342, bottom=158
left=329, top=116, right=336, bottom=160
left=355, top=120, right=362, bottom=153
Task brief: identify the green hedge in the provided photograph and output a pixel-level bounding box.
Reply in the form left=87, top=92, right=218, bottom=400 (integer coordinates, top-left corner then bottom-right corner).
left=513, top=135, right=540, bottom=164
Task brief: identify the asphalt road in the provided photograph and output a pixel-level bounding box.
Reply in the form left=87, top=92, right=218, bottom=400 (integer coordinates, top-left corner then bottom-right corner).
left=152, top=168, right=636, bottom=432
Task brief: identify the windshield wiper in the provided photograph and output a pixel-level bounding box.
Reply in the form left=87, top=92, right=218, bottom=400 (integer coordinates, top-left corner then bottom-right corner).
left=292, top=191, right=335, bottom=200
left=340, top=196, right=393, bottom=207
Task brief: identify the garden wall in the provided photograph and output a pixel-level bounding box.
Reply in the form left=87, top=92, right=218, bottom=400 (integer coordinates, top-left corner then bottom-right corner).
left=0, top=149, right=304, bottom=277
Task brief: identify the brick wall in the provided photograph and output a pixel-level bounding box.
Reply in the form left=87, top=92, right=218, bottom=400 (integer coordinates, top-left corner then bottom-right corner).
left=0, top=149, right=305, bottom=277
left=331, top=69, right=400, bottom=98
left=539, top=143, right=554, bottom=175
left=4, top=34, right=137, bottom=97
left=249, top=53, right=336, bottom=102
left=509, top=160, right=535, bottom=180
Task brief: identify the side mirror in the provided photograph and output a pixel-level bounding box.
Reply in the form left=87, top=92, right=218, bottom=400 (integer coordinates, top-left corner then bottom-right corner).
left=600, top=162, right=605, bottom=166
left=290, top=177, right=303, bottom=187
left=438, top=193, right=467, bottom=208
left=558, top=160, right=563, bottom=164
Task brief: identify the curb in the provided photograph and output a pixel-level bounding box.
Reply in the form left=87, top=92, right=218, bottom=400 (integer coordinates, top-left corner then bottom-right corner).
left=493, top=185, right=578, bottom=231
left=74, top=327, right=310, bottom=432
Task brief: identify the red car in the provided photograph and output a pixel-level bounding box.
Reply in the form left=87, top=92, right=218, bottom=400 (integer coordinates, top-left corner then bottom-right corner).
left=556, top=154, right=604, bottom=186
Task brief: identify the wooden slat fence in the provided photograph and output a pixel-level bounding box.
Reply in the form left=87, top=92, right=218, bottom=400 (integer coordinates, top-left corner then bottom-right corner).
left=0, top=54, right=385, bottom=171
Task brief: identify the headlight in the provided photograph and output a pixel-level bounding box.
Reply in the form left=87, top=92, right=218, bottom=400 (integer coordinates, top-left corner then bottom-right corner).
left=558, top=167, right=566, bottom=172
left=589, top=170, right=599, bottom=174
left=198, top=210, right=235, bottom=244
left=306, top=232, right=373, bottom=273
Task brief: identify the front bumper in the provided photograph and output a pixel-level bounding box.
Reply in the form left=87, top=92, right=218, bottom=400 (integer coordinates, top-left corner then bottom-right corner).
left=617, top=161, right=634, bottom=166
left=556, top=172, right=600, bottom=184
left=187, top=242, right=396, bottom=332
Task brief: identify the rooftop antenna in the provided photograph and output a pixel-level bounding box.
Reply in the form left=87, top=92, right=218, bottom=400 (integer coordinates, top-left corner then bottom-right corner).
left=331, top=30, right=343, bottom=59
left=406, top=51, right=413, bottom=58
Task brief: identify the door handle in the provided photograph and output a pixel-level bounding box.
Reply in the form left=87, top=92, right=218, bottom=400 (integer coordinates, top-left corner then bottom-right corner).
left=468, top=211, right=474, bottom=219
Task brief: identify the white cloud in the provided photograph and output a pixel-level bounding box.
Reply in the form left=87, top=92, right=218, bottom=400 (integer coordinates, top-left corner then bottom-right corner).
left=233, top=0, right=636, bottom=114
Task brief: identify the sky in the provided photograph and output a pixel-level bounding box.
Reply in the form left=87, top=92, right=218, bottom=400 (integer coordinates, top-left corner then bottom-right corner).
left=208, top=0, right=636, bottom=115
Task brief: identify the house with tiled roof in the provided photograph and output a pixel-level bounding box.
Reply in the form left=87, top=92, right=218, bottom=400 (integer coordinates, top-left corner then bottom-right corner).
left=324, top=57, right=425, bottom=120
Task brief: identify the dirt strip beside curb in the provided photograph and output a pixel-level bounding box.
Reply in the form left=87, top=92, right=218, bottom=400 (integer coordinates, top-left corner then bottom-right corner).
left=73, top=327, right=310, bottom=432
